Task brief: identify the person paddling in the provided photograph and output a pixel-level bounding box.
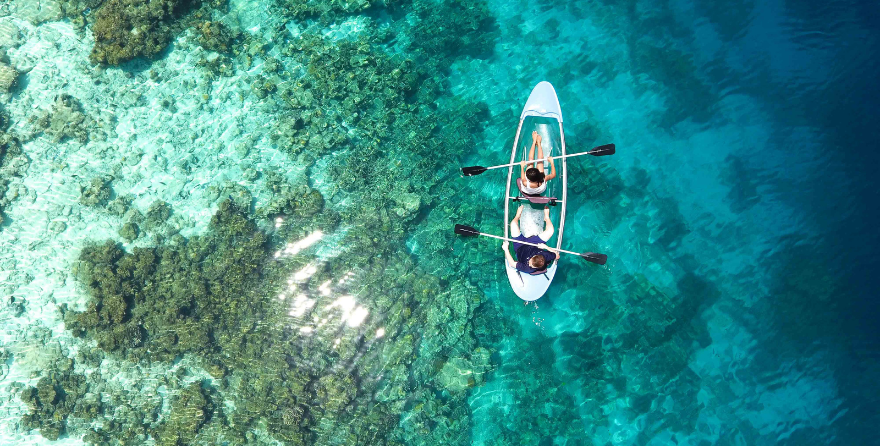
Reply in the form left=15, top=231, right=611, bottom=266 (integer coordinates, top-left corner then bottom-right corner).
left=501, top=205, right=559, bottom=274
left=518, top=131, right=557, bottom=196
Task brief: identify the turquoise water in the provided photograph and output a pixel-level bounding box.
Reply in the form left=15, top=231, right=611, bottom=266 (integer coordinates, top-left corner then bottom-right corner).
left=0, top=0, right=878, bottom=444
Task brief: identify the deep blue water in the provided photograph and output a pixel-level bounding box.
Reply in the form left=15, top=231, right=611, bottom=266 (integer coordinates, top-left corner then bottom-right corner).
left=442, top=0, right=880, bottom=443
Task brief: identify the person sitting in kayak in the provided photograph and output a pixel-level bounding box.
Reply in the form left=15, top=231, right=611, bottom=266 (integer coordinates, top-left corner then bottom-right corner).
left=518, top=131, right=557, bottom=196
left=501, top=205, right=560, bottom=274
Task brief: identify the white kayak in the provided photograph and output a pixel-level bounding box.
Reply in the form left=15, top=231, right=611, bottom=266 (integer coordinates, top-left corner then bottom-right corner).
left=504, top=81, right=568, bottom=301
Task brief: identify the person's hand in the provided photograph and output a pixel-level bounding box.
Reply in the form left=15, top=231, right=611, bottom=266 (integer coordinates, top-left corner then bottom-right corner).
left=502, top=241, right=509, bottom=250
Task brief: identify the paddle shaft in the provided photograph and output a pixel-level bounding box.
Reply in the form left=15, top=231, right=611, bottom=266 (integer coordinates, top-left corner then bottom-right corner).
left=479, top=149, right=602, bottom=172
left=475, top=231, right=581, bottom=257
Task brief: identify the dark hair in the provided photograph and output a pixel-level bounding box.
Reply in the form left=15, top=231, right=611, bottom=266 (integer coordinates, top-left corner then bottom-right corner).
left=529, top=255, right=546, bottom=269
left=525, top=168, right=545, bottom=183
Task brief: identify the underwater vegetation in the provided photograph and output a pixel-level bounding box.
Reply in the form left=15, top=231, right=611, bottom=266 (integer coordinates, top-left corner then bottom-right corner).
left=19, top=357, right=91, bottom=441
left=47, top=187, right=498, bottom=444
left=0, top=113, right=27, bottom=229
left=61, top=0, right=224, bottom=65
left=5, top=0, right=708, bottom=443
left=65, top=199, right=276, bottom=362
left=28, top=0, right=505, bottom=441
left=279, top=0, right=381, bottom=21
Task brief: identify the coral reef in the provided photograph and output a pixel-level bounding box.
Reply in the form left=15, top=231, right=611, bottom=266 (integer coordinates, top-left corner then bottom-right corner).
left=278, top=0, right=379, bottom=21
left=119, top=221, right=139, bottom=241
left=65, top=199, right=267, bottom=360
left=143, top=199, right=172, bottom=230
left=152, top=383, right=215, bottom=446
left=0, top=62, right=17, bottom=93
left=32, top=94, right=96, bottom=144
left=406, top=0, right=499, bottom=66
left=40, top=0, right=509, bottom=444
left=19, top=357, right=92, bottom=441
left=0, top=114, right=28, bottom=228
left=0, top=19, right=24, bottom=48
left=89, top=0, right=218, bottom=65
left=79, top=176, right=113, bottom=207
left=61, top=178, right=494, bottom=444
left=195, top=20, right=240, bottom=53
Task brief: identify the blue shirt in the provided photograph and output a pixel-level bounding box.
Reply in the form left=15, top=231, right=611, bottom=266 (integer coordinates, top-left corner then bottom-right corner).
left=513, top=235, right=556, bottom=274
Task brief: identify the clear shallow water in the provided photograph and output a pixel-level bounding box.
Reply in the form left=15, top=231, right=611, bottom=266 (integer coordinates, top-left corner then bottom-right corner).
left=0, top=0, right=878, bottom=445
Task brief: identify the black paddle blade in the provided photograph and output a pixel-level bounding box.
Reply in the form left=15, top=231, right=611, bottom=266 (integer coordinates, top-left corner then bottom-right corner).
left=454, top=224, right=479, bottom=237
left=461, top=166, right=488, bottom=176
left=590, top=144, right=616, bottom=156
left=581, top=252, right=608, bottom=265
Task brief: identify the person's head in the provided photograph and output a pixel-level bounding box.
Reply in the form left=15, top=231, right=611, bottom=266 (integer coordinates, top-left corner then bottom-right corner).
left=528, top=255, right=546, bottom=270
left=526, top=168, right=545, bottom=187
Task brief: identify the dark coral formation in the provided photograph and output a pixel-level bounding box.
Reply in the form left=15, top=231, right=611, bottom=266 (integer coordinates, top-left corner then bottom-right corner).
left=20, top=358, right=92, bottom=441
left=78, top=176, right=113, bottom=207
left=153, top=383, right=216, bottom=446
left=65, top=199, right=271, bottom=360
left=118, top=221, right=140, bottom=241
left=278, top=0, right=380, bottom=21
left=89, top=0, right=219, bottom=65
left=61, top=180, right=497, bottom=444
left=195, top=20, right=240, bottom=53
left=0, top=112, right=28, bottom=228
left=143, top=199, right=172, bottom=230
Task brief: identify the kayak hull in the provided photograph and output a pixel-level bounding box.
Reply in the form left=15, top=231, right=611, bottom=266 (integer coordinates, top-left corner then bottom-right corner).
left=504, top=82, right=568, bottom=301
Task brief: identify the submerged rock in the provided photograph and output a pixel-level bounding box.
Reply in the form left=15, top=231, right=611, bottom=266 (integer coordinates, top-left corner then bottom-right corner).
left=0, top=20, right=23, bottom=49
left=35, top=94, right=95, bottom=144
left=79, top=177, right=113, bottom=207
left=0, top=63, right=17, bottom=94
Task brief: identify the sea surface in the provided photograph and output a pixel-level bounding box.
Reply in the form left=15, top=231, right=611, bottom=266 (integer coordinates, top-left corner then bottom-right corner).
left=0, top=0, right=878, bottom=444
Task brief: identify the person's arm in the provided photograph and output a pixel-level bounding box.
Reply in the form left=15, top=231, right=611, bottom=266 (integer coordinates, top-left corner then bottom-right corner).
left=544, top=155, right=557, bottom=181
left=537, top=243, right=559, bottom=264
left=501, top=241, right=517, bottom=268
left=528, top=131, right=538, bottom=167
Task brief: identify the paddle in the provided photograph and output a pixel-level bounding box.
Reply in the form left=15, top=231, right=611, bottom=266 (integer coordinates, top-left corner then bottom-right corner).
left=461, top=144, right=616, bottom=176
left=454, top=224, right=608, bottom=265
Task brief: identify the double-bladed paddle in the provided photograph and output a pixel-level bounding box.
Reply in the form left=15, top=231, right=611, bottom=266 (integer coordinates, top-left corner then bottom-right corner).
left=461, top=144, right=616, bottom=177
left=454, top=224, right=608, bottom=265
